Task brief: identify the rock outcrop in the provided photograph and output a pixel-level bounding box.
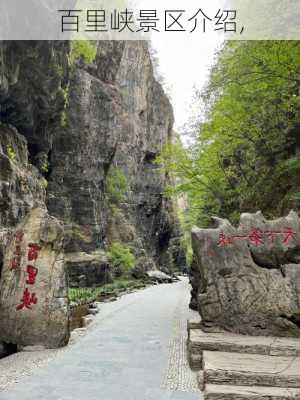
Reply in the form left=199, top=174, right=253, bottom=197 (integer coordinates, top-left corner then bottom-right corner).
left=46, top=41, right=182, bottom=274
left=0, top=40, right=184, bottom=346
left=66, top=251, right=111, bottom=288
left=191, top=211, right=300, bottom=337
left=0, top=207, right=68, bottom=348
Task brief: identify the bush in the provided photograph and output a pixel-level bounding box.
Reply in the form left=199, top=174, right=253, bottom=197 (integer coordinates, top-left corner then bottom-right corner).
left=105, top=166, right=128, bottom=206
left=69, top=41, right=97, bottom=65
left=107, top=242, right=136, bottom=276
left=7, top=145, right=16, bottom=162
left=68, top=279, right=145, bottom=305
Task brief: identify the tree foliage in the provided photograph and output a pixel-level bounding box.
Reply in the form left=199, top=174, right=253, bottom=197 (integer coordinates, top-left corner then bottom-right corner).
left=107, top=242, right=136, bottom=277
left=105, top=166, right=128, bottom=206
left=69, top=40, right=97, bottom=65
left=157, top=41, right=300, bottom=232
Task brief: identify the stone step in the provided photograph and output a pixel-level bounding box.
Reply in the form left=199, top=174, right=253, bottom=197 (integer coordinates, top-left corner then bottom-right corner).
left=188, top=329, right=300, bottom=367
left=187, top=318, right=202, bottom=333
left=203, top=351, right=300, bottom=388
left=204, top=384, right=300, bottom=400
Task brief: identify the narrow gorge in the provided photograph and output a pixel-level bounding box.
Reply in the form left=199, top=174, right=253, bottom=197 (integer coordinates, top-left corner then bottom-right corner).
left=0, top=41, right=185, bottom=348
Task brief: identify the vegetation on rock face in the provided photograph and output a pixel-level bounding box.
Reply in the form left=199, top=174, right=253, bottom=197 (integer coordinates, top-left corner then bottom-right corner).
left=105, top=166, right=128, bottom=212
left=107, top=242, right=136, bottom=277
left=60, top=86, right=70, bottom=128
left=157, top=41, right=300, bottom=250
left=7, top=145, right=16, bottom=162
left=69, top=41, right=97, bottom=65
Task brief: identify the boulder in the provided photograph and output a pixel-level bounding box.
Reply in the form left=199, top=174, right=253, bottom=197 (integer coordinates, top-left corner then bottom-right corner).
left=0, top=207, right=69, bottom=348
left=65, top=251, right=112, bottom=288
left=191, top=211, right=300, bottom=337
left=147, top=269, right=175, bottom=283
left=131, top=256, right=156, bottom=280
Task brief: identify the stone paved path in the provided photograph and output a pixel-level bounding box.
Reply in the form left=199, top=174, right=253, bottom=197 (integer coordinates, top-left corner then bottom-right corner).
left=0, top=278, right=202, bottom=400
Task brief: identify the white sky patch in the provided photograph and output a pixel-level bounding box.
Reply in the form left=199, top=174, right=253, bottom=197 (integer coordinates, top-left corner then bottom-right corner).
left=131, top=0, right=225, bottom=135
left=152, top=35, right=224, bottom=133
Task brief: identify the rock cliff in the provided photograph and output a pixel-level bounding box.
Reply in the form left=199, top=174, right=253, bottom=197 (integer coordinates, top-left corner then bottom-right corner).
left=0, top=40, right=183, bottom=293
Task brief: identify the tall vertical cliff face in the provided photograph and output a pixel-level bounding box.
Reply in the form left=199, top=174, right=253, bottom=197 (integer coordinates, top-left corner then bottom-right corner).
left=0, top=40, right=184, bottom=281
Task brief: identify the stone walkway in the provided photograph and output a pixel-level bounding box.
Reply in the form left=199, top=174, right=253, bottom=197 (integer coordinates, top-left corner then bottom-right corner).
left=0, top=278, right=202, bottom=400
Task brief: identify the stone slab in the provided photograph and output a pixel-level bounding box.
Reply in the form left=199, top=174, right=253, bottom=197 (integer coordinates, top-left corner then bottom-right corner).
left=203, top=351, right=300, bottom=388
left=197, top=371, right=204, bottom=391
left=189, top=329, right=300, bottom=365
left=188, top=353, right=202, bottom=370
left=187, top=318, right=202, bottom=331
left=205, top=384, right=300, bottom=400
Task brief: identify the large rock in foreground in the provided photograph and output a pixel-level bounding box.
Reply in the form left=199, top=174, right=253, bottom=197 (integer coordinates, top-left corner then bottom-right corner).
left=192, top=211, right=300, bottom=337
left=0, top=207, right=69, bottom=348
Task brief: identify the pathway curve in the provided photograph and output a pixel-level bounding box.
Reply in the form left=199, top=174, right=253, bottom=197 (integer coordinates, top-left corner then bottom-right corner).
left=0, top=278, right=202, bottom=400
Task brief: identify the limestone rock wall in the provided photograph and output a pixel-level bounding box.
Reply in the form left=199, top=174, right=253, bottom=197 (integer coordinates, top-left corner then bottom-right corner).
left=0, top=40, right=183, bottom=292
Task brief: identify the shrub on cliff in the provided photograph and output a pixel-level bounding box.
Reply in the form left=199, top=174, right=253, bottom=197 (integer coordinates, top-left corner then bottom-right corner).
left=105, top=166, right=128, bottom=207
left=69, top=41, right=97, bottom=65
left=107, top=242, right=136, bottom=277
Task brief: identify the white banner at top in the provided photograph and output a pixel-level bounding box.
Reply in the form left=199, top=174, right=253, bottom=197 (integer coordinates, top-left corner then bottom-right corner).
left=0, top=0, right=299, bottom=40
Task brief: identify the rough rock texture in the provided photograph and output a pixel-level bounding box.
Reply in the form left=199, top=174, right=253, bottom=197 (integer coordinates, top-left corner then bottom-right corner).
left=203, top=351, right=300, bottom=388
left=189, top=257, right=200, bottom=311
left=146, top=269, right=176, bottom=283
left=0, top=124, right=45, bottom=229
left=65, top=251, right=112, bottom=288
left=47, top=41, right=183, bottom=274
left=0, top=207, right=69, bottom=348
left=205, top=384, right=300, bottom=400
left=188, top=328, right=300, bottom=370
left=0, top=40, right=184, bottom=291
left=191, top=211, right=300, bottom=337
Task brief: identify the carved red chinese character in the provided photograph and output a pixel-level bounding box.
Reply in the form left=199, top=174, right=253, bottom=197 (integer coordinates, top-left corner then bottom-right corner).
left=283, top=228, right=297, bottom=245
left=15, top=231, right=24, bottom=244
left=26, top=265, right=38, bottom=285
left=266, top=230, right=279, bottom=243
left=15, top=245, right=21, bottom=255
left=10, top=233, right=24, bottom=270
left=218, top=232, right=233, bottom=247
left=16, top=288, right=38, bottom=310
left=232, top=235, right=248, bottom=242
left=27, top=243, right=41, bottom=262
left=248, top=228, right=264, bottom=247
left=11, top=256, right=21, bottom=270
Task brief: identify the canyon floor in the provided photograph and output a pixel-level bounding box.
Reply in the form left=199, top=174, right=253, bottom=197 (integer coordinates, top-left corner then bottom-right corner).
left=0, top=278, right=201, bottom=400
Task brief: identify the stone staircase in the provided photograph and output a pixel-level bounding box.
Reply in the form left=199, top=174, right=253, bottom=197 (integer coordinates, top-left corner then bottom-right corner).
left=187, top=319, right=300, bottom=399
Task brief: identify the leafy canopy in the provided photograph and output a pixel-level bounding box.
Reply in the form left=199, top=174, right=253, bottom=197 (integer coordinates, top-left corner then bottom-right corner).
left=157, top=41, right=300, bottom=232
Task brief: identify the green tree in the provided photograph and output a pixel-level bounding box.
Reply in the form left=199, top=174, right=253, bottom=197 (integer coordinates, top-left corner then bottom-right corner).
left=157, top=41, right=300, bottom=230
left=107, top=242, right=136, bottom=277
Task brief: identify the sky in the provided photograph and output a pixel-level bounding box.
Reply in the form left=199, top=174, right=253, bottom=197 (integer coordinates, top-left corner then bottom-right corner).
left=152, top=35, right=224, bottom=133
left=132, top=0, right=226, bottom=136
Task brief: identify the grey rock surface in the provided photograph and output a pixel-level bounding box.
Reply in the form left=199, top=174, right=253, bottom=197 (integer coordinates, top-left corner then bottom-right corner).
left=0, top=207, right=69, bottom=348
left=0, top=40, right=184, bottom=288
left=204, top=384, right=300, bottom=400
left=188, top=328, right=300, bottom=369
left=65, top=251, right=112, bottom=288
left=147, top=269, right=175, bottom=283
left=0, top=124, right=46, bottom=229
left=191, top=211, right=300, bottom=337
left=203, top=350, right=300, bottom=388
